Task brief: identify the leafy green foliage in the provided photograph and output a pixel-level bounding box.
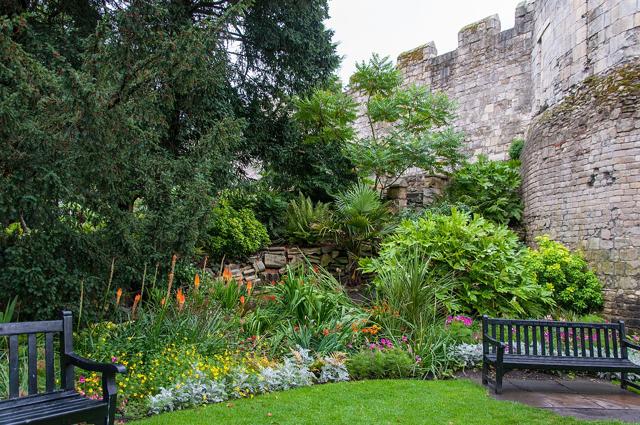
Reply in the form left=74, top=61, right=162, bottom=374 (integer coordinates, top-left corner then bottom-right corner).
left=244, top=265, right=365, bottom=355
left=347, top=348, right=415, bottom=379
left=202, top=199, right=270, bottom=260
left=284, top=194, right=332, bottom=245
left=0, top=297, right=17, bottom=323
left=509, top=138, right=525, bottom=160
left=346, top=54, right=465, bottom=194
left=323, top=183, right=392, bottom=280
left=367, top=249, right=458, bottom=377
left=267, top=80, right=359, bottom=201
left=445, top=155, right=523, bottom=225
left=221, top=183, right=290, bottom=240
left=293, top=81, right=357, bottom=147
left=0, top=0, right=340, bottom=320
left=372, top=247, right=457, bottom=329
left=363, top=209, right=553, bottom=317
left=524, top=236, right=604, bottom=314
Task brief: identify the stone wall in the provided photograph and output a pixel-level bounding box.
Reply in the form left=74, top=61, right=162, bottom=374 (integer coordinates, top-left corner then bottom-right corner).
left=352, top=0, right=640, bottom=322
left=352, top=3, right=536, bottom=160
left=531, top=0, right=640, bottom=114
left=521, top=60, right=640, bottom=326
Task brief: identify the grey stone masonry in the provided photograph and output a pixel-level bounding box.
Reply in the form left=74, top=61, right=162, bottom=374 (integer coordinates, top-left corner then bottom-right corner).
left=522, top=60, right=640, bottom=327
left=352, top=0, right=640, bottom=323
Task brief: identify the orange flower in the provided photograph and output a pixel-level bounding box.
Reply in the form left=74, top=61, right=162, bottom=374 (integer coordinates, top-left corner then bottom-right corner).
left=115, top=288, right=123, bottom=306
left=131, top=293, right=141, bottom=317
left=322, top=328, right=329, bottom=336
left=194, top=274, right=201, bottom=290
left=222, top=267, right=232, bottom=282
left=239, top=295, right=245, bottom=305
left=176, top=288, right=186, bottom=310
left=160, top=297, right=166, bottom=306
left=246, top=281, right=253, bottom=295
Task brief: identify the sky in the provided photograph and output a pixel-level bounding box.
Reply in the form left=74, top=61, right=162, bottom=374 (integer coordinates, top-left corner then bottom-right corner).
left=326, top=0, right=522, bottom=84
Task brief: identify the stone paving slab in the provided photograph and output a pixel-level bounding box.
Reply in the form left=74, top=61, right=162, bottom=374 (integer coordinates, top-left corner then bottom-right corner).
left=460, top=371, right=640, bottom=423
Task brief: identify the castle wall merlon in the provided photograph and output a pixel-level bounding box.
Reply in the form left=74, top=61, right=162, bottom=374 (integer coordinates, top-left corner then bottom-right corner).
left=457, top=14, right=501, bottom=47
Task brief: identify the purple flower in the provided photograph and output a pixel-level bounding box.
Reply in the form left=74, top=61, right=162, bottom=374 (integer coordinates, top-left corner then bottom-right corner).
left=111, top=356, right=118, bottom=363
left=401, top=335, right=408, bottom=343
left=415, top=356, right=422, bottom=363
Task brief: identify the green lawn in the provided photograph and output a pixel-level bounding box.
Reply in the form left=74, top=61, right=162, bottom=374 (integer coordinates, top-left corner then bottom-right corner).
left=132, top=379, right=627, bottom=425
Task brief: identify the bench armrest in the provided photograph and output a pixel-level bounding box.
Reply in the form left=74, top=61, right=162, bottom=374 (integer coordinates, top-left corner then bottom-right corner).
left=484, top=334, right=507, bottom=350
left=66, top=352, right=127, bottom=375
left=483, top=334, right=506, bottom=363
left=623, top=338, right=640, bottom=352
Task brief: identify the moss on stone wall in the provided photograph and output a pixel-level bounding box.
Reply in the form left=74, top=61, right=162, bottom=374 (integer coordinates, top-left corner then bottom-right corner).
left=536, top=61, right=640, bottom=125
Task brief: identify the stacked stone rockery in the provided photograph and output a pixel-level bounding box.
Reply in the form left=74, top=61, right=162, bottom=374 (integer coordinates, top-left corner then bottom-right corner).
left=218, top=245, right=350, bottom=286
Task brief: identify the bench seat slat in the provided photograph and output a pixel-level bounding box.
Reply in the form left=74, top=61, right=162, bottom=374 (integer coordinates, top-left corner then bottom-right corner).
left=485, top=354, right=640, bottom=372
left=0, top=390, right=79, bottom=411
left=0, top=394, right=107, bottom=425
left=1, top=396, right=106, bottom=421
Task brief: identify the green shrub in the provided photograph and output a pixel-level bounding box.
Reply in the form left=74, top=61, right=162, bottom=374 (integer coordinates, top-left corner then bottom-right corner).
left=509, top=138, right=525, bottom=160
left=284, top=194, right=331, bottom=245
left=524, top=236, right=603, bottom=314
left=245, top=264, right=365, bottom=355
left=221, top=184, right=290, bottom=240
left=347, top=348, right=415, bottom=379
left=445, top=155, right=523, bottom=225
left=362, top=209, right=553, bottom=317
left=202, top=199, right=270, bottom=259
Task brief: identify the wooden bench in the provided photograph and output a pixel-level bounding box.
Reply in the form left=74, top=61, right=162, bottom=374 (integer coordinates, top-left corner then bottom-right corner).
left=482, top=316, right=640, bottom=394
left=0, top=311, right=126, bottom=425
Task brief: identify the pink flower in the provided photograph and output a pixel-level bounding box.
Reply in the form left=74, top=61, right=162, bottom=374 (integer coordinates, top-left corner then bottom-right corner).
left=401, top=335, right=408, bottom=343
left=111, top=356, right=118, bottom=363
left=78, top=375, right=86, bottom=384
left=415, top=356, right=422, bottom=363
left=445, top=315, right=473, bottom=327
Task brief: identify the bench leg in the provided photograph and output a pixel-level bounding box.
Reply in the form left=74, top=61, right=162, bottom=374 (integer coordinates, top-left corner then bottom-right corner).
left=495, top=366, right=504, bottom=394
left=621, top=372, right=628, bottom=390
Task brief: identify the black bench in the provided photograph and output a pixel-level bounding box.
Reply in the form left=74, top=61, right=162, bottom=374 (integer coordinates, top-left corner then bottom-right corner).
left=482, top=316, right=640, bottom=394
left=0, top=311, right=126, bottom=425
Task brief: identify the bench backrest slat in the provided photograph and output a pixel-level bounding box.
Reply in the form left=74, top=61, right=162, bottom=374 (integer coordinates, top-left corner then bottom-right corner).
left=45, top=332, right=56, bottom=392
left=27, top=334, right=38, bottom=395
left=2, top=311, right=74, bottom=400
left=8, top=335, right=19, bottom=398
left=0, top=321, right=63, bottom=336
left=483, top=317, right=628, bottom=360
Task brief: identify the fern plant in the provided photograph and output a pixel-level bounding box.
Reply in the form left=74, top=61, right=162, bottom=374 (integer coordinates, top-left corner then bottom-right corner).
left=285, top=194, right=331, bottom=245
